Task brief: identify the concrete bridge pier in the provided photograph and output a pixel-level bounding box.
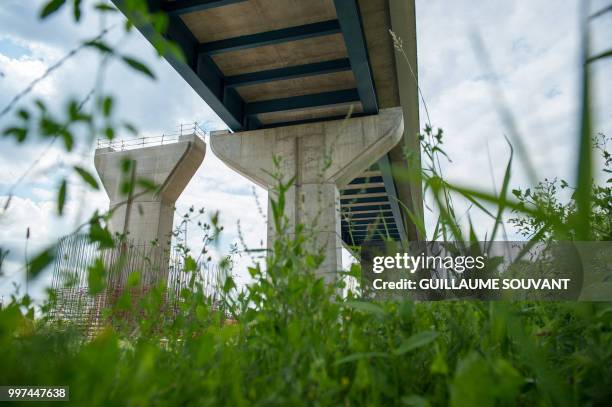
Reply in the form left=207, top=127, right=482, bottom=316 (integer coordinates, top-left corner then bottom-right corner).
left=211, top=107, right=404, bottom=281
left=94, top=134, right=206, bottom=253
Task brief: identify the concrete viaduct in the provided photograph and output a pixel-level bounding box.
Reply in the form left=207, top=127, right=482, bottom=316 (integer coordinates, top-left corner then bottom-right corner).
left=100, top=0, right=424, bottom=280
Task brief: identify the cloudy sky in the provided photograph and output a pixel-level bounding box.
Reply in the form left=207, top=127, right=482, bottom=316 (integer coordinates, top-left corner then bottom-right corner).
left=0, top=0, right=610, bottom=301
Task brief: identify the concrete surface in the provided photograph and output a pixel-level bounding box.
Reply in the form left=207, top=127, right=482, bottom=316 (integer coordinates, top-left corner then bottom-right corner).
left=389, top=0, right=424, bottom=241
left=94, top=135, right=206, bottom=252
left=211, top=107, right=404, bottom=281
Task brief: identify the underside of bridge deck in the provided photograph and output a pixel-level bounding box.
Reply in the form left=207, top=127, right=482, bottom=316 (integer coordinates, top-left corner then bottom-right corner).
left=113, top=0, right=424, bottom=251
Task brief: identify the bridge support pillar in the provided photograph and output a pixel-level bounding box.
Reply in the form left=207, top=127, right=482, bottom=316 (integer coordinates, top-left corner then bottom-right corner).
left=211, top=107, right=404, bottom=281
left=94, top=134, right=206, bottom=252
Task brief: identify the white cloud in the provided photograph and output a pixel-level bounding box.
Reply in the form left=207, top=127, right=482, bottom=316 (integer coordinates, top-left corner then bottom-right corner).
left=415, top=0, right=611, bottom=239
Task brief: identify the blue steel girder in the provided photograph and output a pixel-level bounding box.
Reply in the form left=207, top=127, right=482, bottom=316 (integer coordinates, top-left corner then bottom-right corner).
left=345, top=225, right=400, bottom=235
left=341, top=186, right=387, bottom=195
left=347, top=211, right=394, bottom=220
left=225, top=59, right=352, bottom=88
left=259, top=112, right=368, bottom=129
left=245, top=89, right=360, bottom=116
left=343, top=204, right=392, bottom=212
left=342, top=216, right=396, bottom=226
left=199, top=20, right=342, bottom=55
left=332, top=0, right=378, bottom=114
left=376, top=154, right=408, bottom=242
left=343, top=227, right=400, bottom=246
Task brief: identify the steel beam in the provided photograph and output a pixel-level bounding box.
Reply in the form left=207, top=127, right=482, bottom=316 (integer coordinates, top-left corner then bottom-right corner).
left=342, top=209, right=393, bottom=217
left=340, top=195, right=389, bottom=204
left=347, top=229, right=399, bottom=238
left=246, top=89, right=359, bottom=115
left=346, top=225, right=399, bottom=234
left=342, top=217, right=396, bottom=226
left=342, top=202, right=391, bottom=210
left=342, top=182, right=385, bottom=190
left=340, top=188, right=387, bottom=197
left=344, top=224, right=395, bottom=235
left=360, top=170, right=383, bottom=178
left=260, top=111, right=367, bottom=129
left=333, top=0, right=378, bottom=113
left=225, top=58, right=352, bottom=88
left=161, top=0, right=247, bottom=15
left=346, top=176, right=384, bottom=185
left=199, top=20, right=341, bottom=55
left=377, top=154, right=408, bottom=242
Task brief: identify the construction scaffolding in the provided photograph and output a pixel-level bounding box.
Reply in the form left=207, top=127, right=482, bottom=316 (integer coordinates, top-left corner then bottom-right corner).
left=50, top=234, right=230, bottom=333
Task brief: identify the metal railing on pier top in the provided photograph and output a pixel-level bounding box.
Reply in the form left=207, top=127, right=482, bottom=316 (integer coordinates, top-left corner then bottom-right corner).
left=96, top=123, right=206, bottom=151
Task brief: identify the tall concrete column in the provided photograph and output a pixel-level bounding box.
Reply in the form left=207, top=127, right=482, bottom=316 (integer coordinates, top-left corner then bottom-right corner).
left=94, top=134, right=205, bottom=252
left=211, top=107, right=404, bottom=281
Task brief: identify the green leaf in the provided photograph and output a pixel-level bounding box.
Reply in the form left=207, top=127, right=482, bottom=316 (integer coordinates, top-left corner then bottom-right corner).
left=136, top=178, right=158, bottom=193
left=102, top=96, right=113, bottom=116
left=17, top=109, right=30, bottom=121
left=491, top=358, right=522, bottom=400
left=430, top=350, right=449, bottom=375
left=121, top=158, right=133, bottom=173
left=34, top=99, right=47, bottom=112
left=247, top=266, right=260, bottom=278
left=394, top=331, right=439, bottom=355
left=89, top=220, right=115, bottom=248
left=27, top=247, right=56, bottom=280
left=575, top=26, right=593, bottom=240
left=185, top=256, right=197, bottom=273
left=489, top=138, right=514, bottom=241
left=40, top=0, right=66, bottom=19
left=87, top=258, right=106, bottom=295
left=61, top=130, right=74, bottom=151
left=73, top=0, right=82, bottom=21
left=334, top=352, right=388, bottom=365
left=94, top=3, right=117, bottom=13
left=402, top=395, right=430, bottom=407
left=121, top=56, right=156, bottom=79
left=196, top=304, right=207, bottom=321
left=74, top=166, right=99, bottom=189
left=84, top=40, right=114, bottom=54
left=450, top=353, right=494, bottom=407
left=150, top=13, right=169, bottom=34
left=57, top=179, right=67, bottom=215
left=123, top=122, right=138, bottom=135
left=2, top=126, right=27, bottom=142
left=450, top=353, right=522, bottom=407
left=223, top=276, right=236, bottom=293
left=127, top=271, right=140, bottom=288
left=344, top=300, right=385, bottom=315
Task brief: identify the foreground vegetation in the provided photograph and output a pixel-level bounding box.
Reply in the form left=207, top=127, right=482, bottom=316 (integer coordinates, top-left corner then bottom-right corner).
left=0, top=1, right=611, bottom=406
left=1, top=132, right=610, bottom=404
left=1, top=274, right=610, bottom=405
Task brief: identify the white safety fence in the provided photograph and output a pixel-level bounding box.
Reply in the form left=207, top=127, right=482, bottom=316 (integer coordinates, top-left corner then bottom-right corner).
left=96, top=123, right=207, bottom=151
